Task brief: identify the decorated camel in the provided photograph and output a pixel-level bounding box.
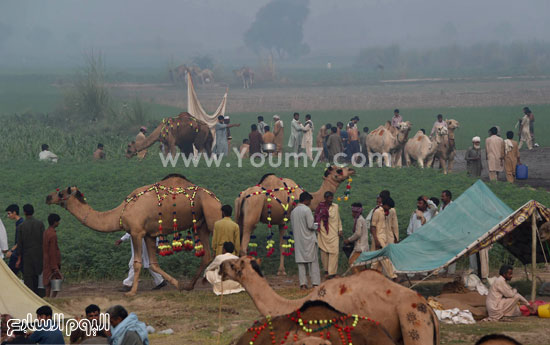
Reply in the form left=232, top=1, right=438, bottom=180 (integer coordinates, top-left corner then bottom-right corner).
left=234, top=66, right=254, bottom=88
left=404, top=128, right=445, bottom=168
left=234, top=166, right=355, bottom=275
left=236, top=301, right=397, bottom=345
left=366, top=121, right=412, bottom=167
left=431, top=119, right=459, bottom=174
left=221, top=257, right=439, bottom=345
left=45, top=174, right=222, bottom=296
left=126, top=112, right=213, bottom=158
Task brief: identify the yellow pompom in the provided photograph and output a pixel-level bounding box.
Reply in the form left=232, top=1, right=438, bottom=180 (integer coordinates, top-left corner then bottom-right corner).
left=344, top=196, right=349, bottom=201
left=337, top=197, right=342, bottom=201
left=348, top=178, right=353, bottom=182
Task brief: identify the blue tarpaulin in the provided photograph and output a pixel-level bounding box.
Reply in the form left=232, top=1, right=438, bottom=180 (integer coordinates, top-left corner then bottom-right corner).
left=355, top=180, right=515, bottom=273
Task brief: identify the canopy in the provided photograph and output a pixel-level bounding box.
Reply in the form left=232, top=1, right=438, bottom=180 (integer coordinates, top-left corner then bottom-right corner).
left=187, top=73, right=227, bottom=147
left=355, top=180, right=550, bottom=273
left=0, top=260, right=69, bottom=319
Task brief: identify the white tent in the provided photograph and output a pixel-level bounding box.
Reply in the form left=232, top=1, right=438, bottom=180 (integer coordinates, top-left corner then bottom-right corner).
left=0, top=260, right=68, bottom=319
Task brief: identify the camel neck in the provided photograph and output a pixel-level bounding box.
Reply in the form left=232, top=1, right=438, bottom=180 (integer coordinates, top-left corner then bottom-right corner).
left=310, top=178, right=339, bottom=210
left=135, top=124, right=162, bottom=151
left=241, top=274, right=307, bottom=316
left=64, top=198, right=125, bottom=233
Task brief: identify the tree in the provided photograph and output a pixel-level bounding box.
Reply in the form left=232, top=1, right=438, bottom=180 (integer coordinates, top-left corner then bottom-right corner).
left=244, top=0, right=310, bottom=59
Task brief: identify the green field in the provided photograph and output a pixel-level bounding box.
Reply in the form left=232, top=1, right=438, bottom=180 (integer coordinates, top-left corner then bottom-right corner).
left=1, top=74, right=549, bottom=281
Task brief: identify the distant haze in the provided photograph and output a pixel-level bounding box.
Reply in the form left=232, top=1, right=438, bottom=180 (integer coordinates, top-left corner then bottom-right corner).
left=0, top=0, right=548, bottom=68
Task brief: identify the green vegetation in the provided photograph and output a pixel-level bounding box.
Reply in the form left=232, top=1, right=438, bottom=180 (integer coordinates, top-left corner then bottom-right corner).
left=1, top=157, right=548, bottom=281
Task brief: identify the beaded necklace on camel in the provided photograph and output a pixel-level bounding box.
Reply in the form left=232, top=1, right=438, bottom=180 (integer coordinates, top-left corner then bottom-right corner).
left=160, top=115, right=200, bottom=139
left=245, top=310, right=379, bottom=345
left=240, top=178, right=299, bottom=257
left=119, top=183, right=219, bottom=257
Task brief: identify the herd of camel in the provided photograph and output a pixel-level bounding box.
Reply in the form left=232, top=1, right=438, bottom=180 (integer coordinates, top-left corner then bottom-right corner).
left=169, top=64, right=254, bottom=88
left=45, top=113, right=468, bottom=344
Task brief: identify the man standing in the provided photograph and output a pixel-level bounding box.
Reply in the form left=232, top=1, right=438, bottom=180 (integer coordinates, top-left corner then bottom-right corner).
left=486, top=127, right=505, bottom=181
left=248, top=124, right=263, bottom=156
left=406, top=197, right=437, bottom=235
left=370, top=198, right=398, bottom=280
left=214, top=115, right=240, bottom=158
left=291, top=192, right=320, bottom=289
left=39, top=144, right=58, bottom=163
left=204, top=242, right=244, bottom=295
left=135, top=127, right=148, bottom=159
left=5, top=205, right=24, bottom=275
left=288, top=112, right=305, bottom=153
left=523, top=107, right=537, bottom=148
left=486, top=265, right=531, bottom=321
left=503, top=131, right=520, bottom=183
left=302, top=114, right=314, bottom=160
left=465, top=137, right=483, bottom=177
left=391, top=109, right=402, bottom=128
left=326, top=127, right=343, bottom=163
left=344, top=203, right=368, bottom=274
left=440, top=190, right=453, bottom=212
left=115, top=234, right=166, bottom=292
left=212, top=205, right=240, bottom=256
left=430, top=114, right=447, bottom=137
left=518, top=110, right=532, bottom=150
left=262, top=126, right=275, bottom=145
left=43, top=214, right=62, bottom=298
left=257, top=115, right=267, bottom=135
left=15, top=204, right=44, bottom=294
left=93, top=143, right=106, bottom=160
left=314, top=192, right=342, bottom=279
left=347, top=121, right=360, bottom=159
left=273, top=115, right=284, bottom=156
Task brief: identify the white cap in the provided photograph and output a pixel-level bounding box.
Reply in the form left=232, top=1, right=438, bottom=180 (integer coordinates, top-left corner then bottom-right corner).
left=273, top=114, right=279, bottom=119
left=472, top=136, right=481, bottom=142
left=224, top=116, right=230, bottom=120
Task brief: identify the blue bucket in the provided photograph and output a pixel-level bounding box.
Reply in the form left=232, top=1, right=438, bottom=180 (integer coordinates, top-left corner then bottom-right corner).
left=516, top=164, right=528, bottom=180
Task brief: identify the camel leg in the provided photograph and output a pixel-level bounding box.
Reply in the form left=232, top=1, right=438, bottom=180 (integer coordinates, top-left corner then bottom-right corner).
left=277, top=225, right=287, bottom=276
left=239, top=199, right=262, bottom=257
left=448, top=152, right=456, bottom=173
left=404, top=152, right=411, bottom=167
left=144, top=236, right=179, bottom=289
left=397, top=299, right=439, bottom=345
left=441, top=158, right=448, bottom=175
left=418, top=157, right=424, bottom=168
left=383, top=153, right=391, bottom=167
left=126, top=234, right=144, bottom=297
left=182, top=222, right=212, bottom=291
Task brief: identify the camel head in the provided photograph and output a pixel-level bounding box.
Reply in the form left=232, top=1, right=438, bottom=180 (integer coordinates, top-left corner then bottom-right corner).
left=324, top=166, right=356, bottom=184
left=126, top=141, right=138, bottom=158
left=46, top=186, right=86, bottom=208
left=220, top=256, right=263, bottom=282
left=396, top=121, right=412, bottom=133
left=446, top=119, right=460, bottom=130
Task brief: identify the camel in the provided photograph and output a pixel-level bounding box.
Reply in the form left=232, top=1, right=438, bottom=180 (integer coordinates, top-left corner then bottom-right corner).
left=366, top=121, right=412, bottom=167
left=404, top=128, right=444, bottom=168
left=45, top=174, right=222, bottom=296
left=197, top=68, right=214, bottom=84
left=233, top=66, right=254, bottom=88
left=126, top=112, right=213, bottom=158
left=169, top=64, right=188, bottom=83
left=221, top=256, right=440, bottom=345
left=236, top=301, right=397, bottom=345
left=234, top=166, right=355, bottom=275
left=431, top=119, right=459, bottom=174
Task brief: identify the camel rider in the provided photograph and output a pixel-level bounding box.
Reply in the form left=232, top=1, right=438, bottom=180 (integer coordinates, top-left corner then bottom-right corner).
left=391, top=109, right=402, bottom=128
left=135, top=127, right=148, bottom=159
left=430, top=114, right=446, bottom=137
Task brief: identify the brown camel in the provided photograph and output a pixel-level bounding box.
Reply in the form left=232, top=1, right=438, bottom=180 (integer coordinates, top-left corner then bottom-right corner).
left=234, top=166, right=355, bottom=275
left=221, top=257, right=440, bottom=345
left=404, top=128, right=444, bottom=168
left=126, top=112, right=213, bottom=158
left=233, top=66, right=254, bottom=88
left=45, top=174, right=222, bottom=296
left=431, top=119, right=459, bottom=174
left=366, top=122, right=412, bottom=167
left=236, top=301, right=397, bottom=345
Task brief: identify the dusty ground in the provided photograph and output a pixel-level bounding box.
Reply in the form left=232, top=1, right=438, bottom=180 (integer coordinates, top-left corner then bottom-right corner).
left=108, top=76, right=550, bottom=113
left=47, top=268, right=550, bottom=345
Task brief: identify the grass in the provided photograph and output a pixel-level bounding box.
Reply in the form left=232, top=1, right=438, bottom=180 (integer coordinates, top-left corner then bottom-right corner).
left=1, top=157, right=549, bottom=280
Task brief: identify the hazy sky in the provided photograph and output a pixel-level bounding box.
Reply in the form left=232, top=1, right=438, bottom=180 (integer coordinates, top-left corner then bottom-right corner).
left=1, top=0, right=548, bottom=68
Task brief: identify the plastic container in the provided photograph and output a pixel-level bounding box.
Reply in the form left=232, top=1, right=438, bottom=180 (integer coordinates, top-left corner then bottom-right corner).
left=516, top=164, right=528, bottom=180
left=538, top=304, right=550, bottom=318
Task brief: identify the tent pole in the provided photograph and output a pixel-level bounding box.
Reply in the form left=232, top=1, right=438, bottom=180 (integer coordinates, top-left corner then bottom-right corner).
left=531, top=213, right=537, bottom=302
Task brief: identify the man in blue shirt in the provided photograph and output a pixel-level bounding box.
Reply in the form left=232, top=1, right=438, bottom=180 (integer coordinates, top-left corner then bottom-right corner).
left=29, top=306, right=65, bottom=344
left=5, top=204, right=24, bottom=275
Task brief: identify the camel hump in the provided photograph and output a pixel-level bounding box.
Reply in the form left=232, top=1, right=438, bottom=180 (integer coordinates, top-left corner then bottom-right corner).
left=258, top=173, right=276, bottom=184
left=161, top=173, right=188, bottom=181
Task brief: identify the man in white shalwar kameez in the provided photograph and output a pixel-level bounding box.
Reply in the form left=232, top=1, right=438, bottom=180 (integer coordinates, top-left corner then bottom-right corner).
left=205, top=242, right=244, bottom=295
left=486, top=265, right=532, bottom=320
left=291, top=192, right=320, bottom=289
left=115, top=233, right=165, bottom=291
left=288, top=112, right=306, bottom=153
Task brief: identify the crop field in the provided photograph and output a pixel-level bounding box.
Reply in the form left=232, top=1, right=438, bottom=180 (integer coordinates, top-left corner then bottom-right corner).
left=1, top=72, right=549, bottom=344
